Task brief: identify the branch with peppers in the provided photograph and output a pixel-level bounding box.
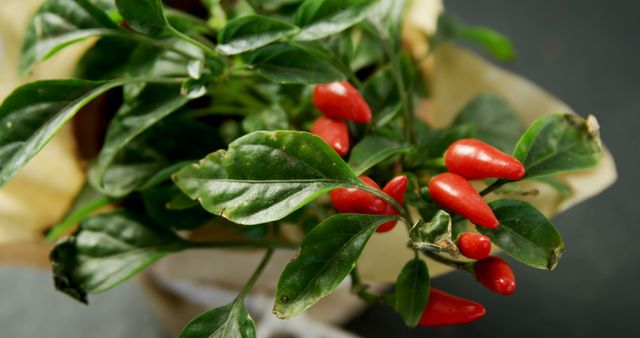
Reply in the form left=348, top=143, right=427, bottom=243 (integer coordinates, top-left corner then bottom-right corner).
left=0, top=0, right=605, bottom=336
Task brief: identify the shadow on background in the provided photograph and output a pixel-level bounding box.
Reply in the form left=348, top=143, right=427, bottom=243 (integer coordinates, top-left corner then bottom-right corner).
left=346, top=0, right=640, bottom=337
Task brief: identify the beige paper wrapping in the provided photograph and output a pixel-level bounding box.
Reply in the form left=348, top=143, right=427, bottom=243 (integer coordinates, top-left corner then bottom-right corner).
left=0, top=0, right=617, bottom=331
left=0, top=0, right=85, bottom=264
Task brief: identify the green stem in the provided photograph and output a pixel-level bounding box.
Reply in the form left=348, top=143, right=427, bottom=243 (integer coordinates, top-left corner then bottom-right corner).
left=423, top=157, right=445, bottom=168
left=45, top=197, right=112, bottom=241
left=350, top=268, right=390, bottom=305
left=379, top=38, right=414, bottom=144
left=169, top=26, right=218, bottom=58
left=329, top=54, right=361, bottom=87
left=186, top=240, right=298, bottom=250
left=422, top=251, right=474, bottom=273
left=239, top=248, right=274, bottom=298
left=358, top=184, right=410, bottom=224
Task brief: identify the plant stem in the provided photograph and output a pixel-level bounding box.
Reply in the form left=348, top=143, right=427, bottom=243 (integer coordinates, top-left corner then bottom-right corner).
left=480, top=179, right=507, bottom=196
left=45, top=196, right=112, bottom=241
left=239, top=248, right=274, bottom=299
left=378, top=37, right=414, bottom=144
left=350, top=268, right=389, bottom=305
left=423, top=157, right=446, bottom=168
left=422, top=251, right=474, bottom=273
left=358, top=184, right=411, bottom=224
left=169, top=26, right=218, bottom=58
left=186, top=240, right=298, bottom=250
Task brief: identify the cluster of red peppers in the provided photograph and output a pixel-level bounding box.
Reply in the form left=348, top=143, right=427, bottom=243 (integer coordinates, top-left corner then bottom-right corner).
left=310, top=81, right=526, bottom=327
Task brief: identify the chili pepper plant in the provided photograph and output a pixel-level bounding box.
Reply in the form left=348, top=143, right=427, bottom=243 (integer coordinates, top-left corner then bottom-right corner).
left=0, top=0, right=605, bottom=336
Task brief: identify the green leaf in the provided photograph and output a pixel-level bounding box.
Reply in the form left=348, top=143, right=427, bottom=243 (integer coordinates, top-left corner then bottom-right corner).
left=241, top=105, right=289, bottom=133
left=409, top=120, right=474, bottom=166
left=513, top=113, right=603, bottom=179
left=480, top=199, right=565, bottom=270
left=251, top=0, right=304, bottom=12
left=274, top=213, right=398, bottom=319
left=75, top=36, right=137, bottom=80
left=140, top=161, right=192, bottom=190
left=434, top=13, right=515, bottom=62
left=395, top=258, right=429, bottom=328
left=19, top=0, right=118, bottom=74
left=123, top=41, right=202, bottom=100
left=142, top=183, right=211, bottom=230
left=165, top=8, right=215, bottom=35
left=404, top=174, right=437, bottom=218
left=459, top=26, right=516, bottom=62
left=50, top=210, right=185, bottom=303
left=348, top=135, right=412, bottom=175
left=409, top=210, right=458, bottom=256
left=367, top=0, right=409, bottom=49
left=361, top=66, right=399, bottom=116
left=217, top=15, right=298, bottom=55
left=115, top=0, right=168, bottom=36
left=249, top=43, right=346, bottom=84
left=174, top=131, right=362, bottom=225
left=453, top=93, right=524, bottom=153
left=90, top=113, right=223, bottom=197
left=178, top=299, right=256, bottom=338
left=0, top=79, right=132, bottom=187
left=90, top=83, right=190, bottom=197
left=294, top=0, right=379, bottom=41
left=349, top=29, right=385, bottom=71
left=46, top=181, right=111, bottom=241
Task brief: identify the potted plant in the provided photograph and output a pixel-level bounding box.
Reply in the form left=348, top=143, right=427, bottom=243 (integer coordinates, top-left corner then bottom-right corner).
left=0, top=0, right=616, bottom=336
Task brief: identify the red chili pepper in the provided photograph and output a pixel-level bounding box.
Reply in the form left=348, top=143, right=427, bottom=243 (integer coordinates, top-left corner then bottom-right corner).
left=445, top=139, right=526, bottom=180
left=428, top=173, right=499, bottom=228
left=313, top=81, right=372, bottom=123
left=457, top=232, right=492, bottom=260
left=377, top=175, right=408, bottom=233
left=418, top=288, right=487, bottom=327
left=475, top=256, right=516, bottom=295
left=331, top=176, right=387, bottom=214
left=310, top=116, right=350, bottom=157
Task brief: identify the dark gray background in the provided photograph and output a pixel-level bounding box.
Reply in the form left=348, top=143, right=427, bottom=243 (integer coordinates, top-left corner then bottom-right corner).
left=1, top=1, right=639, bottom=337
left=347, top=0, right=640, bottom=337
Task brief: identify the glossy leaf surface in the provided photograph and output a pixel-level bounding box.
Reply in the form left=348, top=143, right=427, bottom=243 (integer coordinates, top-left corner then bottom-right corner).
left=20, top=0, right=118, bottom=74
left=274, top=214, right=397, bottom=319
left=217, top=15, right=298, bottom=55
left=174, top=131, right=362, bottom=225
left=91, top=114, right=222, bottom=197
left=513, top=113, right=603, bottom=178
left=479, top=199, right=565, bottom=270
left=348, top=135, right=412, bottom=175
left=242, top=105, right=289, bottom=133
left=248, top=43, right=346, bottom=84
left=396, top=258, right=429, bottom=328
left=0, top=79, right=127, bottom=187
left=115, top=0, right=168, bottom=36
left=178, top=299, right=256, bottom=338
left=294, top=0, right=379, bottom=41
left=90, top=83, right=190, bottom=197
left=50, top=210, right=184, bottom=303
